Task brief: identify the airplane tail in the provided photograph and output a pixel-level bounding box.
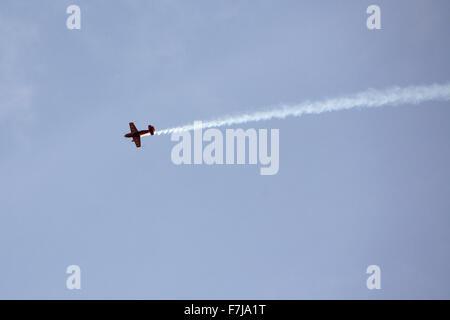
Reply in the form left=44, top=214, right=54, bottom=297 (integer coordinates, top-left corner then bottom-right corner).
left=148, top=125, right=155, bottom=135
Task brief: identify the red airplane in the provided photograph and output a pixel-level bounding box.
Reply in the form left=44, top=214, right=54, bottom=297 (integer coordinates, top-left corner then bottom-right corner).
left=124, top=122, right=155, bottom=148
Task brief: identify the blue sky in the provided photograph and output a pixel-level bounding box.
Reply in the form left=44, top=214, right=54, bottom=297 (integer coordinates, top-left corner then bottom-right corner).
left=1, top=0, right=450, bottom=299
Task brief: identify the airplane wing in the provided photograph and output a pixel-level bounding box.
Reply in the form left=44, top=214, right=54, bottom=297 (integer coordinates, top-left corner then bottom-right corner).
left=129, top=122, right=138, bottom=133
left=133, top=136, right=141, bottom=148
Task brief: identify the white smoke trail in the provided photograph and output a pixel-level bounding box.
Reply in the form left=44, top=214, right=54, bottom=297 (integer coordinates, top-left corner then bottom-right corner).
left=154, top=83, right=450, bottom=135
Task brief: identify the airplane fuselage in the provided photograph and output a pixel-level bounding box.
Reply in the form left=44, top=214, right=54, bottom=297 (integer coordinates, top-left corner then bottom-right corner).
left=124, top=130, right=150, bottom=138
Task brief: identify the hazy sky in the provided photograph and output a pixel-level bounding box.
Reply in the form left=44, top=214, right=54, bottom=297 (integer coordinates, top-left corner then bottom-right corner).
left=1, top=0, right=449, bottom=299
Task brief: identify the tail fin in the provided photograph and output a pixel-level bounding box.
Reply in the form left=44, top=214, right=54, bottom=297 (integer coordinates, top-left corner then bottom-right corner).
left=148, top=125, right=155, bottom=135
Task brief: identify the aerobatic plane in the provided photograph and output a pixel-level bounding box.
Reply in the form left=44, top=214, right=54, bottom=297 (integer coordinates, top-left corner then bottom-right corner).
left=124, top=122, right=155, bottom=148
